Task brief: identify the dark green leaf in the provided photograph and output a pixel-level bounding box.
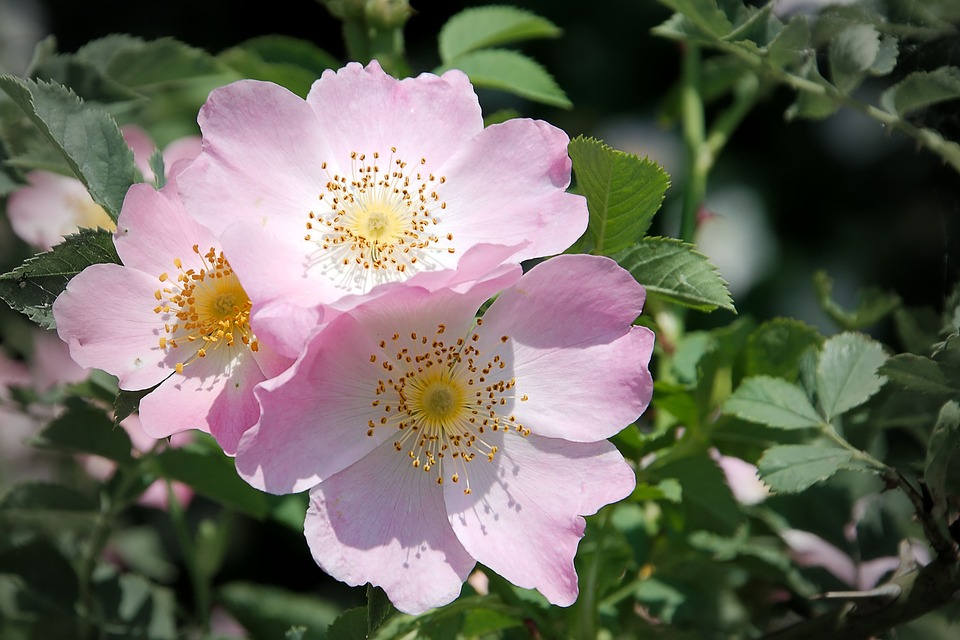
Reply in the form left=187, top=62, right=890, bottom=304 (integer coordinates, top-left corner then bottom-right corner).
left=367, top=585, right=395, bottom=635
left=100, top=37, right=224, bottom=92
left=757, top=444, right=859, bottom=493
left=154, top=446, right=270, bottom=518
left=881, top=65, right=960, bottom=116
left=32, top=399, right=133, bottom=462
left=327, top=607, right=368, bottom=640
left=616, top=236, right=735, bottom=313
left=218, top=582, right=339, bottom=640
left=114, top=382, right=163, bottom=426
left=436, top=49, right=571, bottom=108
left=0, top=228, right=120, bottom=329
left=813, top=269, right=902, bottom=331
left=0, top=538, right=78, bottom=611
left=630, top=478, right=683, bottom=503
left=743, top=318, right=823, bottom=380
left=658, top=0, right=734, bottom=39
left=724, top=376, right=823, bottom=429
left=439, top=6, right=561, bottom=63
left=0, top=482, right=98, bottom=533
left=647, top=451, right=743, bottom=534
left=568, top=136, right=670, bottom=256
left=816, top=332, right=888, bottom=421
left=785, top=58, right=839, bottom=120
left=219, top=35, right=340, bottom=98
left=0, top=75, right=136, bottom=219
left=924, top=401, right=960, bottom=511
left=880, top=354, right=958, bottom=397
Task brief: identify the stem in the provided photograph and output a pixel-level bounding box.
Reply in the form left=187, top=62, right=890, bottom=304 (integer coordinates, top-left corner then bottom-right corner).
left=167, top=481, right=211, bottom=634
left=679, top=43, right=707, bottom=245
left=820, top=424, right=889, bottom=472
left=572, top=509, right=612, bottom=640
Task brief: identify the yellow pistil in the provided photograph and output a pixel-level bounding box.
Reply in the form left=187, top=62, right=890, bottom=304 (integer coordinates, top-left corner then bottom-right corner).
left=368, top=322, right=530, bottom=495
left=304, top=149, right=453, bottom=289
left=153, top=245, right=258, bottom=373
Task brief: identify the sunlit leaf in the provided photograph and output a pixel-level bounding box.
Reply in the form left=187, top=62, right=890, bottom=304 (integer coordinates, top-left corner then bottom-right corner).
left=0, top=75, right=136, bottom=220
left=757, top=444, right=858, bottom=493
left=439, top=6, right=561, bottom=63
left=617, top=236, right=735, bottom=313
left=437, top=49, right=571, bottom=108
left=0, top=228, right=120, bottom=329
left=568, top=136, right=669, bottom=256
left=816, top=332, right=888, bottom=421
left=724, top=376, right=823, bottom=429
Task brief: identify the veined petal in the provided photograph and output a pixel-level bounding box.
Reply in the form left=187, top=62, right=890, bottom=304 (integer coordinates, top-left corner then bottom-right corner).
left=53, top=263, right=176, bottom=391
left=437, top=119, right=587, bottom=261
left=445, top=433, right=635, bottom=607
left=479, top=255, right=654, bottom=441
left=304, top=439, right=475, bottom=614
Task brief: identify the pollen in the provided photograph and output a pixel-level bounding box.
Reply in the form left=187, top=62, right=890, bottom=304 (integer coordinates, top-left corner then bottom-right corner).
left=153, top=246, right=259, bottom=374
left=303, top=148, right=455, bottom=291
left=368, top=322, right=525, bottom=495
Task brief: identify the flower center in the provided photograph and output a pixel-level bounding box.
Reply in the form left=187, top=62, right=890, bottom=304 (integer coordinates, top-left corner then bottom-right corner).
left=304, top=149, right=455, bottom=292
left=153, top=245, right=259, bottom=374
left=367, top=320, right=530, bottom=494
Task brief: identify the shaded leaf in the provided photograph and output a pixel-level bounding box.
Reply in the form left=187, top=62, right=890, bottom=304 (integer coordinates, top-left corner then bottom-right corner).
left=880, top=353, right=958, bottom=397
left=829, top=23, right=880, bottom=93
left=743, top=318, right=823, bottom=380
left=648, top=451, right=743, bottom=534
left=0, top=538, right=78, bottom=611
left=757, top=444, right=856, bottom=493
left=924, top=401, right=960, bottom=509
left=219, top=35, right=340, bottom=98
left=785, top=57, right=839, bottom=120
left=32, top=399, right=133, bottom=463
left=766, top=15, right=811, bottom=68
left=724, top=376, right=823, bottom=429
left=218, top=582, right=339, bottom=640
left=816, top=332, right=888, bottom=421
left=0, top=75, right=136, bottom=219
left=616, top=236, right=735, bottom=313
left=438, top=6, right=561, bottom=63
left=437, top=49, right=570, bottom=108
left=813, top=269, right=901, bottom=331
left=99, top=37, right=224, bottom=91
left=881, top=65, right=960, bottom=116
left=327, top=607, right=368, bottom=640
left=154, top=446, right=270, bottom=519
left=0, top=228, right=120, bottom=329
left=568, top=136, right=670, bottom=256
left=0, top=482, right=98, bottom=533
left=658, top=0, right=734, bottom=39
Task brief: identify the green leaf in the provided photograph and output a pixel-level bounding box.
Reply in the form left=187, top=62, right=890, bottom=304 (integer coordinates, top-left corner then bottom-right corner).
left=724, top=376, right=824, bottom=429
left=327, top=607, right=368, bottom=640
left=32, top=400, right=133, bottom=463
left=829, top=23, right=880, bottom=93
left=785, top=57, right=839, bottom=120
left=437, top=49, right=571, bottom=108
left=0, top=75, right=137, bottom=219
left=219, top=35, right=340, bottom=98
left=766, top=15, right=811, bottom=68
left=154, top=446, right=270, bottom=519
left=816, top=332, right=888, bottom=421
left=0, top=538, right=79, bottom=612
left=658, top=0, right=734, bottom=39
left=869, top=35, right=899, bottom=76
left=0, top=228, right=120, bottom=329
left=367, top=585, right=395, bottom=635
left=616, top=236, right=735, bottom=313
left=0, top=482, right=98, bottom=533
left=217, top=582, right=339, bottom=640
left=438, top=6, right=561, bottom=63
left=648, top=451, right=743, bottom=534
left=880, top=353, right=959, bottom=397
left=567, top=136, right=670, bottom=256
left=881, top=66, right=960, bottom=116
left=96, top=36, right=224, bottom=92
left=813, top=270, right=902, bottom=331
left=743, top=318, right=823, bottom=380
left=757, top=444, right=856, bottom=493
left=924, top=401, right=960, bottom=512
left=114, top=382, right=163, bottom=426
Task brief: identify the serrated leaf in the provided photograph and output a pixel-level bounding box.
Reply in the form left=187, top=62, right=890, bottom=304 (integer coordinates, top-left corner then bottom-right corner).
left=785, top=57, right=839, bottom=120
left=757, top=444, right=855, bottom=493
left=829, top=23, right=880, bottom=93
left=437, top=49, right=570, bottom=108
left=816, top=332, right=888, bottom=421
left=880, top=353, right=958, bottom=397
left=154, top=446, right=270, bottom=519
left=217, top=582, right=338, bottom=640
left=568, top=136, right=670, bottom=256
left=658, top=0, right=735, bottom=39
left=724, top=376, right=824, bottom=429
left=766, top=15, right=811, bottom=68
left=32, top=400, right=133, bottom=463
left=0, top=75, right=136, bottom=219
left=869, top=35, right=899, bottom=76
left=880, top=66, right=960, bottom=116
left=616, top=236, right=735, bottom=313
left=101, top=37, right=224, bottom=91
left=925, top=401, right=960, bottom=513
left=0, top=228, right=120, bottom=329
left=439, top=6, right=561, bottom=63
left=744, top=318, right=823, bottom=380
left=814, top=270, right=901, bottom=330
left=114, top=382, right=162, bottom=426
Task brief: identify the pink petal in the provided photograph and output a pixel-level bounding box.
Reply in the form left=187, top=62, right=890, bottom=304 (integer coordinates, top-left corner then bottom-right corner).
left=7, top=171, right=111, bottom=249
left=781, top=529, right=857, bottom=586
left=178, top=79, right=330, bottom=238
left=437, top=119, right=587, bottom=261
left=479, top=255, right=654, bottom=441
left=53, top=263, right=175, bottom=390
left=306, top=61, right=482, bottom=176
left=445, top=433, right=635, bottom=606
left=304, top=440, right=475, bottom=614
left=121, top=124, right=158, bottom=181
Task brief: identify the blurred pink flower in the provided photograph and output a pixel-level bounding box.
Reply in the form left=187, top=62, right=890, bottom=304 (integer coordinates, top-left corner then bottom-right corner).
left=711, top=449, right=770, bottom=505
left=5, top=126, right=200, bottom=250
left=178, top=61, right=586, bottom=358
left=53, top=179, right=291, bottom=455
left=235, top=255, right=654, bottom=613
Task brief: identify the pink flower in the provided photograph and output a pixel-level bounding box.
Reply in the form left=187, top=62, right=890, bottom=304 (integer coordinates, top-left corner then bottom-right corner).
left=235, top=255, right=654, bottom=613
left=178, top=61, right=586, bottom=358
left=52, top=179, right=290, bottom=455
left=6, top=126, right=200, bottom=250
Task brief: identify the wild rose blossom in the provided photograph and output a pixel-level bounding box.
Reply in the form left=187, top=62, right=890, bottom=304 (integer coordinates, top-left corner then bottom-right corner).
left=235, top=254, right=654, bottom=613
left=53, top=178, right=289, bottom=454
left=177, top=61, right=587, bottom=358
left=6, top=126, right=200, bottom=250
